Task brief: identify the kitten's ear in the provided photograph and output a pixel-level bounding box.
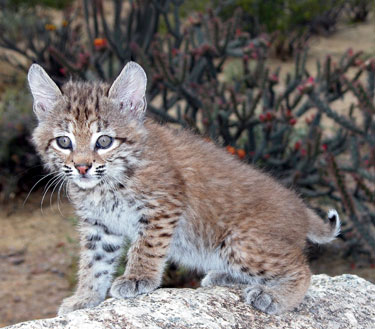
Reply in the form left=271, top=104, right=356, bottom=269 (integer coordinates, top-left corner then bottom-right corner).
left=108, top=61, right=147, bottom=120
left=28, top=64, right=62, bottom=120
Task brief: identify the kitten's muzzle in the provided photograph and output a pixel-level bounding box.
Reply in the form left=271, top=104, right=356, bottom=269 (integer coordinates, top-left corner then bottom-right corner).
left=74, top=163, right=92, bottom=175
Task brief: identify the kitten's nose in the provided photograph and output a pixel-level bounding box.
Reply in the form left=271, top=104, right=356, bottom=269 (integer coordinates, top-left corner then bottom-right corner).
left=75, top=163, right=92, bottom=175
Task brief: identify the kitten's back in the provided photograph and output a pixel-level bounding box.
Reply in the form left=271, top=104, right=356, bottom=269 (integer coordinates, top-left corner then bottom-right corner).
left=143, top=120, right=310, bottom=245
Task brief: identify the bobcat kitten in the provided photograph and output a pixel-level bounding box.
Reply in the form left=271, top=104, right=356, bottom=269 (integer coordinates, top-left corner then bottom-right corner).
left=28, top=62, right=340, bottom=315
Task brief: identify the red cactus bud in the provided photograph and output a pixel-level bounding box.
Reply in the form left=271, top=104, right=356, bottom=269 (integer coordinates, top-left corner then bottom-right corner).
left=307, top=77, right=315, bottom=84
left=235, top=28, right=242, bottom=37
left=289, top=118, right=297, bottom=125
left=202, top=44, right=210, bottom=53
left=94, top=38, right=107, bottom=50
left=354, top=59, right=363, bottom=66
left=259, top=114, right=266, bottom=122
left=266, top=112, right=273, bottom=121
left=152, top=74, right=163, bottom=82
left=226, top=146, right=236, bottom=155
left=300, top=149, right=307, bottom=156
left=269, top=74, right=279, bottom=83
left=171, top=48, right=179, bottom=56
left=45, top=23, right=56, bottom=31
left=237, top=149, right=246, bottom=159
left=294, top=141, right=301, bottom=151
left=322, top=144, right=328, bottom=152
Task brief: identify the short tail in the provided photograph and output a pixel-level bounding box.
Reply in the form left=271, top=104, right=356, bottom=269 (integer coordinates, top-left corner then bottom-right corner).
left=306, top=209, right=341, bottom=244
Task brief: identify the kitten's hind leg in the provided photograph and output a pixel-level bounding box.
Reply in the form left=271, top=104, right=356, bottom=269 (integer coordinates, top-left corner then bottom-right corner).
left=244, top=263, right=311, bottom=315
left=201, top=270, right=258, bottom=287
left=201, top=271, right=238, bottom=287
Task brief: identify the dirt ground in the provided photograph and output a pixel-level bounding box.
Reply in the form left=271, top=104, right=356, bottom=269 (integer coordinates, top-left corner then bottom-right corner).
left=0, top=195, right=78, bottom=327
left=0, top=13, right=375, bottom=329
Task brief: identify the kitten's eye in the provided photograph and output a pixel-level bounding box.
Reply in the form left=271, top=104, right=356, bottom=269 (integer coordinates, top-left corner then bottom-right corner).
left=56, top=136, right=72, bottom=149
left=96, top=135, right=113, bottom=149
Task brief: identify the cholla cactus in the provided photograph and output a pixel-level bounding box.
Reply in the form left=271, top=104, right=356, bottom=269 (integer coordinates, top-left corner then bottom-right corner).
left=0, top=2, right=85, bottom=84
left=309, top=57, right=375, bottom=260
left=0, top=0, right=374, bottom=261
left=142, top=19, right=375, bottom=260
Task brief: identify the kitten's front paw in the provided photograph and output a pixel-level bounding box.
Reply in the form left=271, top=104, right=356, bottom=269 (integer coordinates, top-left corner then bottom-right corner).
left=58, top=294, right=103, bottom=316
left=244, top=286, right=281, bottom=315
left=110, top=277, right=159, bottom=299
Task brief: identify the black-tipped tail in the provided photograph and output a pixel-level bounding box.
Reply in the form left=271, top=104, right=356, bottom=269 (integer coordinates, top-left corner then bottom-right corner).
left=307, top=209, right=341, bottom=244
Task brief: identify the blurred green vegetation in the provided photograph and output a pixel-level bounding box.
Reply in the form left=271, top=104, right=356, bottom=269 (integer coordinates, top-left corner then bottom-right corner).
left=225, top=0, right=343, bottom=32
left=4, top=0, right=73, bottom=9
left=0, top=83, right=42, bottom=199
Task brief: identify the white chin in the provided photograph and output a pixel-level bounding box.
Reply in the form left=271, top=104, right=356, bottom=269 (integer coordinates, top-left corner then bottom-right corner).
left=73, top=177, right=99, bottom=189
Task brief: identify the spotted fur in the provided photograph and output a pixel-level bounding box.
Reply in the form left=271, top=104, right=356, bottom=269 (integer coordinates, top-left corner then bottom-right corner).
left=28, top=62, right=340, bottom=316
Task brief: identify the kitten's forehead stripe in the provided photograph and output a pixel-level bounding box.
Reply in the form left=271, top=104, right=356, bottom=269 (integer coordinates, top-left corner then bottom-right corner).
left=84, top=106, right=89, bottom=120
left=58, top=120, right=71, bottom=132
left=87, top=120, right=98, bottom=130
left=61, top=82, right=110, bottom=121
left=95, top=95, right=100, bottom=113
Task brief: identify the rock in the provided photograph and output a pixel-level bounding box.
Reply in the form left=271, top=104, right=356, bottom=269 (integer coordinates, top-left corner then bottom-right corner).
left=4, top=274, right=375, bottom=329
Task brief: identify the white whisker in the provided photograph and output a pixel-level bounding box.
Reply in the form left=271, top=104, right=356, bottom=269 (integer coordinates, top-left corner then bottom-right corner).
left=49, top=175, right=64, bottom=208
left=40, top=173, right=64, bottom=214
left=64, top=180, right=73, bottom=203
left=23, top=171, right=60, bottom=207
left=110, top=175, right=125, bottom=188
left=57, top=177, right=67, bottom=217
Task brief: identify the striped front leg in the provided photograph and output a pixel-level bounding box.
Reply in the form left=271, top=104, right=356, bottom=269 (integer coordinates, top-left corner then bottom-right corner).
left=110, top=211, right=179, bottom=299
left=58, top=219, right=125, bottom=315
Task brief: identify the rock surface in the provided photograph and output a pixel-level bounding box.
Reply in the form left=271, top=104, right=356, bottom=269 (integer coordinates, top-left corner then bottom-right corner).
left=4, top=274, right=375, bottom=329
